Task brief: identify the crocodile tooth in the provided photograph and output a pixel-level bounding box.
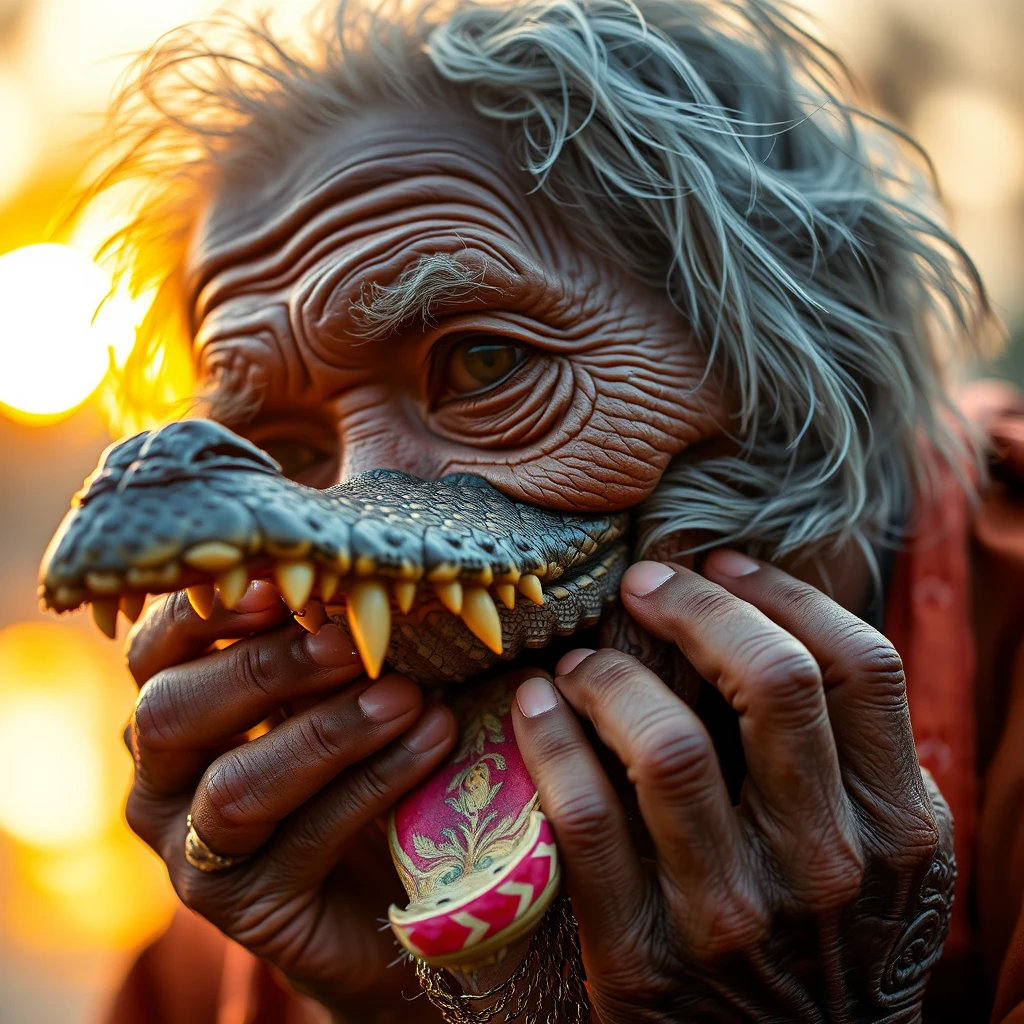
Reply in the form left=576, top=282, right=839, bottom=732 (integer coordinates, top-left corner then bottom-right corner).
left=494, top=583, right=516, bottom=610
left=274, top=560, right=315, bottom=612
left=119, top=592, right=146, bottom=623
left=347, top=580, right=391, bottom=679
left=133, top=541, right=181, bottom=568
left=517, top=574, right=544, bottom=606
left=394, top=580, right=417, bottom=615
left=187, top=584, right=216, bottom=619
left=91, top=598, right=119, bottom=639
left=55, top=585, right=85, bottom=609
left=126, top=561, right=181, bottom=589
left=217, top=566, right=249, bottom=611
left=427, top=562, right=460, bottom=582
left=266, top=538, right=311, bottom=559
left=331, top=550, right=351, bottom=576
left=355, top=555, right=377, bottom=577
left=85, top=571, right=122, bottom=595
left=319, top=570, right=340, bottom=604
left=295, top=600, right=327, bottom=635
left=183, top=541, right=242, bottom=572
left=461, top=587, right=503, bottom=654
left=433, top=581, right=463, bottom=615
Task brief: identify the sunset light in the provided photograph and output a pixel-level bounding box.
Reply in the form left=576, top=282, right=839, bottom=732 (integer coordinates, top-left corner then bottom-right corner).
left=0, top=244, right=124, bottom=423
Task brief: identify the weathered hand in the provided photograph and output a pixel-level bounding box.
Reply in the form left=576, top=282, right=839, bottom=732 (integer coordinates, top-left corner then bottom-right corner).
left=512, top=552, right=954, bottom=1023
left=123, top=581, right=455, bottom=1020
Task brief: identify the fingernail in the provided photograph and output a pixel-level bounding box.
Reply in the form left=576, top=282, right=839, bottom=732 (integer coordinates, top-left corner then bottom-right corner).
left=358, top=676, right=419, bottom=723
left=707, top=549, right=760, bottom=578
left=304, top=624, right=360, bottom=667
left=236, top=580, right=281, bottom=613
left=622, top=561, right=675, bottom=597
left=402, top=705, right=452, bottom=753
left=555, top=649, right=594, bottom=676
left=517, top=677, right=557, bottom=718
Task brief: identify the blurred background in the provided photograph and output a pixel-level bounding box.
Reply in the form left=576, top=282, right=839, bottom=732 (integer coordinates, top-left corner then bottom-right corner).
left=0, top=0, right=1021, bottom=1020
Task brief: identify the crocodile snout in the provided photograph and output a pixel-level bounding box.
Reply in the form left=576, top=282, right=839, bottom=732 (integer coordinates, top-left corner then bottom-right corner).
left=40, top=421, right=629, bottom=684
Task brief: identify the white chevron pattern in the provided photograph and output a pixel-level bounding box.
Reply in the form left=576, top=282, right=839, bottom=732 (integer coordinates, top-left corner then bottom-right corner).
left=497, top=880, right=534, bottom=920
left=453, top=911, right=490, bottom=947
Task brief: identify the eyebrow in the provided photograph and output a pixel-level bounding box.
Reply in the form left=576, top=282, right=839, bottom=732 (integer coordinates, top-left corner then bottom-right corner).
left=348, top=252, right=505, bottom=340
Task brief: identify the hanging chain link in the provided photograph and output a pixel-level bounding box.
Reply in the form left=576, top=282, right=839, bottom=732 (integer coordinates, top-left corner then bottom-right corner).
left=414, top=894, right=590, bottom=1024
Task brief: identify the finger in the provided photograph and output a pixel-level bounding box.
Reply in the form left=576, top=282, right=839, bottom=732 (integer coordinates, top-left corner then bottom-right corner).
left=548, top=651, right=759, bottom=944
left=131, top=623, right=362, bottom=794
left=127, top=580, right=290, bottom=686
left=189, top=674, right=425, bottom=856
left=619, top=562, right=863, bottom=908
left=702, top=550, right=927, bottom=821
left=263, top=704, right=458, bottom=887
left=511, top=674, right=652, bottom=966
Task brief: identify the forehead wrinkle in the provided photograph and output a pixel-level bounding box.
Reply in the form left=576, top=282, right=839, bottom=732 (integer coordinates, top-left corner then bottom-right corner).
left=190, top=130, right=536, bottom=320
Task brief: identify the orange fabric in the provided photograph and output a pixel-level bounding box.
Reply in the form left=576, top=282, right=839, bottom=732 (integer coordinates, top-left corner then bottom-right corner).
left=103, top=383, right=1024, bottom=1024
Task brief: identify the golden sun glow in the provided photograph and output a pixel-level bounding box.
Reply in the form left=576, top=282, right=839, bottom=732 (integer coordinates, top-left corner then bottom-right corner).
left=0, top=622, right=175, bottom=951
left=0, top=243, right=146, bottom=425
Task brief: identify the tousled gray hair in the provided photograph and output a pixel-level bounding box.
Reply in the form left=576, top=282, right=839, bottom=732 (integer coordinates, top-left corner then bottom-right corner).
left=84, top=0, right=999, bottom=564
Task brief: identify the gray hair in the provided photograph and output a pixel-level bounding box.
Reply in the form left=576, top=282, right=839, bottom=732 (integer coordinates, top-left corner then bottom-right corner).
left=83, top=0, right=1000, bottom=563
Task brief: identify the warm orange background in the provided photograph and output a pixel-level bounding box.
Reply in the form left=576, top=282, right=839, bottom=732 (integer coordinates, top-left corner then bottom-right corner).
left=0, top=0, right=1021, bottom=1020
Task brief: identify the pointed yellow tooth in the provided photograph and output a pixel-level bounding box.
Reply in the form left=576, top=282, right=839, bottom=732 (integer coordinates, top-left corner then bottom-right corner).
left=85, top=571, right=122, bottom=595
left=494, top=582, right=516, bottom=610
left=274, top=560, right=315, bottom=612
left=347, top=580, right=391, bottom=679
left=394, top=580, right=417, bottom=615
left=294, top=600, right=327, bottom=634
left=517, top=574, right=544, bottom=606
left=433, top=580, right=463, bottom=615
left=217, top=565, right=249, bottom=611
left=91, top=598, right=119, bottom=639
left=461, top=587, right=503, bottom=654
left=319, top=570, right=340, bottom=604
left=119, top=592, right=146, bottom=623
left=187, top=583, right=216, bottom=619
left=183, top=541, right=242, bottom=572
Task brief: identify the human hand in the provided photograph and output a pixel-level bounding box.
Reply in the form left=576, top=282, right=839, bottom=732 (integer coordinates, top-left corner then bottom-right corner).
left=512, top=552, right=954, bottom=1023
left=123, top=581, right=456, bottom=1020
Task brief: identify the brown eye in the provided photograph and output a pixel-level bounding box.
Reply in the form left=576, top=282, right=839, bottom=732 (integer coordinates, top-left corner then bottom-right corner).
left=261, top=439, right=330, bottom=481
left=446, top=337, right=527, bottom=395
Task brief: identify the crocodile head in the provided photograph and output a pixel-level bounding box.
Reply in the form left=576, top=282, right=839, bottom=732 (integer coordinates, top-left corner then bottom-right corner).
left=39, top=419, right=630, bottom=684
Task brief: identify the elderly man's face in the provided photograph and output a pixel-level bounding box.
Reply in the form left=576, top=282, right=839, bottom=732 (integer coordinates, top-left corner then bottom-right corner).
left=187, top=108, right=725, bottom=512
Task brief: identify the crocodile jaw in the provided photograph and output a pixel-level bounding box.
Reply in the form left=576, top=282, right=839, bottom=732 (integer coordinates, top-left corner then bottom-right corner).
left=39, top=420, right=629, bottom=685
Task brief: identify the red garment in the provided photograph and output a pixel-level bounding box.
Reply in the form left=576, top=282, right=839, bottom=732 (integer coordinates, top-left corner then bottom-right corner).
left=103, top=383, right=1024, bottom=1024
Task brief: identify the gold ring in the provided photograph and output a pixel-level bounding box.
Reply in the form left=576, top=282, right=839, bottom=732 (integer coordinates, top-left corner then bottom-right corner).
left=184, top=813, right=250, bottom=872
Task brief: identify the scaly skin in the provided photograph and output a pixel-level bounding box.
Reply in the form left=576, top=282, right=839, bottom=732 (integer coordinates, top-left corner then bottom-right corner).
left=39, top=419, right=629, bottom=684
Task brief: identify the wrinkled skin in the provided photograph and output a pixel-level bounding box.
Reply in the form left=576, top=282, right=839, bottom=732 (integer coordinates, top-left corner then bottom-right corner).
left=116, top=108, right=952, bottom=1021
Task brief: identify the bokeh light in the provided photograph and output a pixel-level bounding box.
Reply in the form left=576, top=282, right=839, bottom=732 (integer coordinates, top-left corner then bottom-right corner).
left=0, top=244, right=117, bottom=422
left=0, top=621, right=175, bottom=952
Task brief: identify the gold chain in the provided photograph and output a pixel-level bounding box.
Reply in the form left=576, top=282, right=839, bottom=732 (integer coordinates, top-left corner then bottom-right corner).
left=415, top=894, right=590, bottom=1023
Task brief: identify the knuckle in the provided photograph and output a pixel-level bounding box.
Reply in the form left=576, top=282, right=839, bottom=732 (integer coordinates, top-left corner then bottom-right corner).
left=347, top=759, right=395, bottom=814
left=793, top=832, right=866, bottom=910
left=132, top=673, right=186, bottom=751
left=581, top=649, right=641, bottom=696
left=685, top=586, right=734, bottom=634
left=547, top=787, right=614, bottom=847
left=294, top=712, right=345, bottom=765
left=852, top=636, right=906, bottom=695
left=687, top=881, right=769, bottom=959
left=236, top=642, right=279, bottom=698
left=629, top=720, right=715, bottom=795
left=744, top=640, right=822, bottom=709
left=202, top=755, right=271, bottom=829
